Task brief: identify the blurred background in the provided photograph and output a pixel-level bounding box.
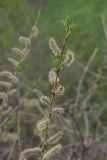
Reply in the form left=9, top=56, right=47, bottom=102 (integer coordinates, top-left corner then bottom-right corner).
left=0, top=0, right=107, bottom=160
left=0, top=0, right=107, bottom=89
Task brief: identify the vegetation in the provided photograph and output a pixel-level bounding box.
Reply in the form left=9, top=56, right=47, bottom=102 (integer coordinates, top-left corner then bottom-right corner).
left=0, top=1, right=107, bottom=160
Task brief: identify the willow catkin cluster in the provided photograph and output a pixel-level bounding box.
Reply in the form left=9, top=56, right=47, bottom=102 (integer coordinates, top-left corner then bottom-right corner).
left=0, top=70, right=18, bottom=143
left=8, top=25, right=38, bottom=69
left=36, top=16, right=75, bottom=160
left=0, top=23, right=38, bottom=118
left=0, top=70, right=18, bottom=121
left=19, top=15, right=75, bottom=160
left=0, top=23, right=39, bottom=147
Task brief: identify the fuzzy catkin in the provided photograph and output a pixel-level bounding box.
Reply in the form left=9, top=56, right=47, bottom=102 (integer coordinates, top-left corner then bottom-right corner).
left=30, top=25, right=39, bottom=39
left=0, top=81, right=11, bottom=89
left=12, top=47, right=24, bottom=57
left=0, top=92, right=8, bottom=107
left=62, top=50, right=75, bottom=67
left=49, top=37, right=61, bottom=56
left=0, top=70, right=13, bottom=77
left=42, top=144, right=62, bottom=160
left=8, top=58, right=19, bottom=67
left=19, top=147, right=42, bottom=160
left=51, top=107, right=64, bottom=114
left=49, top=70, right=57, bottom=84
left=8, top=89, right=18, bottom=96
left=44, top=131, right=64, bottom=145
left=0, top=71, right=18, bottom=84
left=37, top=118, right=50, bottom=131
left=55, top=84, right=65, bottom=96
left=40, top=96, right=50, bottom=106
left=19, top=36, right=31, bottom=46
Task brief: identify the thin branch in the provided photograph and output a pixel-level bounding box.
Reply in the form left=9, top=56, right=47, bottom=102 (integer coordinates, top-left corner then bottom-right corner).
left=74, top=48, right=98, bottom=108
left=77, top=63, right=107, bottom=80
left=89, top=129, right=107, bottom=149
left=40, top=30, right=69, bottom=160
left=101, top=14, right=107, bottom=41
left=82, top=93, right=93, bottom=147
left=7, top=141, right=17, bottom=160
left=0, top=105, right=20, bottom=129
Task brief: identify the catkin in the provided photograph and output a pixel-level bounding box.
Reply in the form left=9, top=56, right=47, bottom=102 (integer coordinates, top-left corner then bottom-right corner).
left=40, top=96, right=50, bottom=106
left=19, top=147, right=42, bottom=160
left=49, top=70, right=59, bottom=84
left=12, top=47, right=24, bottom=57
left=0, top=81, right=11, bottom=89
left=37, top=118, right=50, bottom=131
left=8, top=58, right=19, bottom=67
left=55, top=84, right=65, bottom=96
left=42, top=144, right=62, bottom=160
left=44, top=131, right=64, bottom=145
left=51, top=107, right=64, bottom=114
left=19, top=36, right=31, bottom=46
left=0, top=70, right=13, bottom=77
left=62, top=50, right=75, bottom=67
left=49, top=38, right=61, bottom=56
left=0, top=92, right=8, bottom=107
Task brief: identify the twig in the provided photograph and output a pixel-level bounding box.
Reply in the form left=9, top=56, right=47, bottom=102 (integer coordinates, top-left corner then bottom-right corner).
left=82, top=93, right=93, bottom=147
left=17, top=112, right=21, bottom=154
left=61, top=142, right=80, bottom=150
left=89, top=129, right=107, bottom=148
left=0, top=105, right=20, bottom=129
left=101, top=14, right=107, bottom=41
left=77, top=63, right=107, bottom=80
left=40, top=29, right=69, bottom=160
left=74, top=48, right=98, bottom=108
left=7, top=140, right=17, bottom=160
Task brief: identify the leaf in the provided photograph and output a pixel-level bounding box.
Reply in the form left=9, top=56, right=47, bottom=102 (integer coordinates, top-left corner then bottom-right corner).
left=51, top=56, right=59, bottom=69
